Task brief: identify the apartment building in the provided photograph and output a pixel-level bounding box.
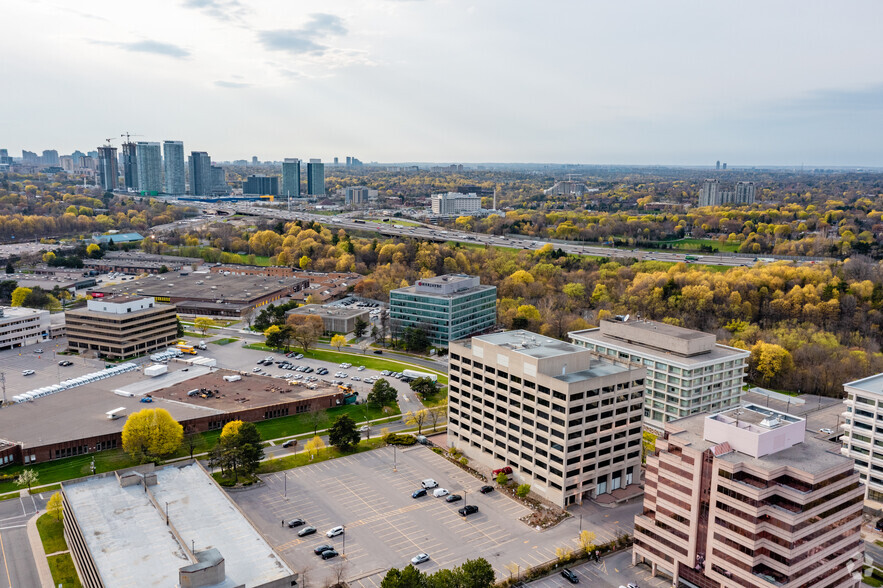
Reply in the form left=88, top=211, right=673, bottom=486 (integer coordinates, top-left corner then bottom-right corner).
left=66, top=296, right=178, bottom=359
left=841, top=372, right=883, bottom=505
left=430, top=192, right=483, bottom=216
left=570, top=317, right=748, bottom=430
left=0, top=306, right=50, bottom=350
left=634, top=404, right=864, bottom=588
left=389, top=274, right=496, bottom=347
left=448, top=330, right=645, bottom=507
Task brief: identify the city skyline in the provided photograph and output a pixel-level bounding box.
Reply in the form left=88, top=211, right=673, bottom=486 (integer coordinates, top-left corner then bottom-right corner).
left=2, top=1, right=882, bottom=166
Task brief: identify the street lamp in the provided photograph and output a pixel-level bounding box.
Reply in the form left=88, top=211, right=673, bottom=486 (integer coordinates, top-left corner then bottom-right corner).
left=342, top=525, right=346, bottom=556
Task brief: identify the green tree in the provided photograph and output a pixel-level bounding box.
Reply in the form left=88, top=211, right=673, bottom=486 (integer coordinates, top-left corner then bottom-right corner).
left=457, top=558, right=495, bottom=587
left=516, top=483, right=531, bottom=498
left=354, top=316, right=369, bottom=338
left=328, top=414, right=360, bottom=451
left=176, top=316, right=184, bottom=337
left=409, top=377, right=440, bottom=399
left=158, top=264, right=169, bottom=274
left=213, top=420, right=264, bottom=481
left=5, top=262, right=13, bottom=274
left=47, top=492, right=64, bottom=521
left=403, top=326, right=429, bottom=352
left=496, top=472, right=509, bottom=485
left=367, top=378, right=398, bottom=407
left=121, top=408, right=184, bottom=463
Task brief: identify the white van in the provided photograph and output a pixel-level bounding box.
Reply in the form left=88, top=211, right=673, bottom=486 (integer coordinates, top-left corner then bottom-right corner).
left=421, top=479, right=438, bottom=489
left=433, top=488, right=449, bottom=498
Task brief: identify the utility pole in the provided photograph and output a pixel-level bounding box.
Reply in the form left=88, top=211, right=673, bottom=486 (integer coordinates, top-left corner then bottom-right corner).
left=0, top=372, right=5, bottom=404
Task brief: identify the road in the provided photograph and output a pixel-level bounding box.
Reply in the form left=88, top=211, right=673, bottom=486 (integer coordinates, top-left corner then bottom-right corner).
left=153, top=198, right=820, bottom=268
left=0, top=493, right=45, bottom=588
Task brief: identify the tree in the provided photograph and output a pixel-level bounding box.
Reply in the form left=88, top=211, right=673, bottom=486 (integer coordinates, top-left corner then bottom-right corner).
left=458, top=558, right=495, bottom=587
left=10, top=286, right=31, bottom=307
left=516, top=483, right=531, bottom=498
left=405, top=409, right=428, bottom=435
left=331, top=334, right=347, bottom=351
left=750, top=341, right=794, bottom=387
left=158, top=265, right=169, bottom=274
left=214, top=420, right=264, bottom=481
left=299, top=255, right=311, bottom=270
left=403, top=326, right=430, bottom=352
left=367, top=378, right=398, bottom=407
left=47, top=491, right=63, bottom=521
left=42, top=251, right=56, bottom=263
left=328, top=415, right=360, bottom=451
left=287, top=314, right=324, bottom=353
left=353, top=316, right=369, bottom=338
left=305, top=293, right=321, bottom=305
left=496, top=472, right=509, bottom=485
left=265, top=324, right=293, bottom=350
left=121, top=408, right=184, bottom=463
left=642, top=430, right=657, bottom=463
left=304, top=435, right=326, bottom=459
left=578, top=530, right=596, bottom=556
left=176, top=316, right=184, bottom=337
left=428, top=401, right=446, bottom=431
left=5, top=262, right=13, bottom=274
left=194, top=316, right=215, bottom=336
left=86, top=243, right=101, bottom=258
left=15, top=469, right=38, bottom=493
left=409, top=377, right=440, bottom=399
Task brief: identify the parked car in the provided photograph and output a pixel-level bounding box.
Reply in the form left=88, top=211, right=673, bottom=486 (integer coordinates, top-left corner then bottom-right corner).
left=321, top=549, right=339, bottom=560
left=876, top=518, right=883, bottom=531
left=411, top=553, right=430, bottom=564
left=421, top=479, right=438, bottom=489
left=433, top=488, right=449, bottom=498
left=458, top=504, right=479, bottom=516
left=314, top=544, right=335, bottom=555
left=282, top=440, right=297, bottom=448
left=561, top=569, right=579, bottom=584
left=326, top=526, right=344, bottom=538
left=357, top=366, right=366, bottom=371
left=479, top=485, right=494, bottom=494
left=819, top=428, right=835, bottom=435
left=22, top=370, right=35, bottom=376
left=287, top=518, right=305, bottom=528
left=34, top=348, right=43, bottom=354
left=445, top=494, right=462, bottom=503
left=374, top=350, right=383, bottom=354
left=297, top=526, right=317, bottom=537
left=58, top=360, right=73, bottom=366
left=492, top=466, right=513, bottom=476
left=412, top=488, right=427, bottom=498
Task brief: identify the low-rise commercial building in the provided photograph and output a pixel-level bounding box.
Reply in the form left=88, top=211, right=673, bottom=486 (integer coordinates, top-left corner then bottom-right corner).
left=286, top=304, right=369, bottom=334
left=570, top=317, right=748, bottom=430
left=841, top=372, right=883, bottom=505
left=63, top=462, right=297, bottom=588
left=66, top=296, right=178, bottom=359
left=430, top=192, right=483, bottom=216
left=634, top=404, right=864, bottom=588
left=389, top=274, right=496, bottom=347
left=448, top=330, right=645, bottom=507
left=0, top=306, right=50, bottom=350
left=83, top=251, right=203, bottom=275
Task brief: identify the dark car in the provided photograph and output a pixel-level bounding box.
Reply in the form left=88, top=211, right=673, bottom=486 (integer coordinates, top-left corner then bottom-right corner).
left=373, top=350, right=383, bottom=354
left=445, top=494, right=462, bottom=503
left=314, top=544, right=335, bottom=555
left=458, top=504, right=479, bottom=516
left=282, top=440, right=297, bottom=448
left=876, top=518, right=883, bottom=531
left=58, top=360, right=73, bottom=366
left=479, top=485, right=494, bottom=494
left=560, top=569, right=579, bottom=584
left=321, top=549, right=339, bottom=560
left=297, top=526, right=317, bottom=537
left=412, top=488, right=427, bottom=499
left=287, top=518, right=305, bottom=528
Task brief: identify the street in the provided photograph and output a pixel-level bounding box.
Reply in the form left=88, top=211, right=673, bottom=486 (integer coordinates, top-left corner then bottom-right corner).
left=0, top=492, right=48, bottom=588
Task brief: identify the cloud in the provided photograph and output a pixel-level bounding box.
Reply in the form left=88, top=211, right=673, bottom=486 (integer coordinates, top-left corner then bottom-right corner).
left=258, top=13, right=347, bottom=56
left=215, top=80, right=251, bottom=88
left=182, top=0, right=248, bottom=22
left=93, top=39, right=190, bottom=59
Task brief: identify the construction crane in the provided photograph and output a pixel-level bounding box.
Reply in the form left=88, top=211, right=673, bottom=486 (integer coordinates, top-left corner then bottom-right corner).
left=120, top=131, right=143, bottom=143
left=103, top=137, right=117, bottom=146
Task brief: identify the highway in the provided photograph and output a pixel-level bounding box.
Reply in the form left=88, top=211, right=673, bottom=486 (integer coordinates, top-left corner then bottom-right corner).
left=158, top=198, right=811, bottom=267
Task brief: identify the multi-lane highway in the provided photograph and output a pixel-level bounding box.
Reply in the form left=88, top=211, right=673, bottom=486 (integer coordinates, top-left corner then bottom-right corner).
left=159, top=198, right=813, bottom=267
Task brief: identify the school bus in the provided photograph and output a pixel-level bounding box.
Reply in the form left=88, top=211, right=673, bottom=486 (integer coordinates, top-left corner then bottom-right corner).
left=175, top=344, right=197, bottom=355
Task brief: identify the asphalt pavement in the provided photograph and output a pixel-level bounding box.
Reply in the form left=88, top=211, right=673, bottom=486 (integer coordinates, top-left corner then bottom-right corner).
left=0, top=492, right=47, bottom=588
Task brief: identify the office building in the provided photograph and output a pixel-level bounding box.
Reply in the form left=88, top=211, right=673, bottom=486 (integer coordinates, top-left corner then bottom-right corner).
left=211, top=165, right=228, bottom=195
left=0, top=149, right=11, bottom=166
left=41, top=149, right=59, bottom=166
left=65, top=296, right=178, bottom=360
left=243, top=174, right=278, bottom=196
left=333, top=156, right=339, bottom=165
left=121, top=142, right=139, bottom=190
left=162, top=140, right=185, bottom=194
left=0, top=307, right=50, bottom=350
left=251, top=156, right=258, bottom=165
left=63, top=462, right=297, bottom=588
left=570, top=317, right=748, bottom=430
left=188, top=151, right=212, bottom=196
left=282, top=158, right=301, bottom=197
left=60, top=156, right=74, bottom=172
left=389, top=274, right=496, bottom=347
left=430, top=192, right=483, bottom=216
left=634, top=404, right=864, bottom=588
left=345, top=186, right=369, bottom=205
left=286, top=304, right=370, bottom=334
left=716, top=160, right=721, bottom=170
left=840, top=373, right=883, bottom=505
left=448, top=330, right=645, bottom=507
left=97, top=146, right=119, bottom=191
left=22, top=150, right=38, bottom=163
left=135, top=142, right=162, bottom=194
left=307, top=159, right=325, bottom=195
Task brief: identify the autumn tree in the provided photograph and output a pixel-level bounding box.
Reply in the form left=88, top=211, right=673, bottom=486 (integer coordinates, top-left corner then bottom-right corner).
left=304, top=435, right=326, bottom=459
left=287, top=314, right=324, bottom=353
left=405, top=409, right=428, bottom=434
left=10, top=286, right=31, bottom=307
left=331, top=334, right=347, bottom=351
left=47, top=491, right=63, bottom=521
left=122, top=408, right=184, bottom=463
left=194, top=316, right=215, bottom=336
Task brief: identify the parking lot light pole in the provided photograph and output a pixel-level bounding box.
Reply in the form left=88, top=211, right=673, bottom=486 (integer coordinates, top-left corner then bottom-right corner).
left=342, top=525, right=346, bottom=556
left=393, top=445, right=397, bottom=472
left=284, top=473, right=287, bottom=498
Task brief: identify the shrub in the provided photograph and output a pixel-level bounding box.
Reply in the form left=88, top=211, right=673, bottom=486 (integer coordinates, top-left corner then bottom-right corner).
left=383, top=433, right=417, bottom=446
left=516, top=483, right=531, bottom=498
left=459, top=457, right=468, bottom=465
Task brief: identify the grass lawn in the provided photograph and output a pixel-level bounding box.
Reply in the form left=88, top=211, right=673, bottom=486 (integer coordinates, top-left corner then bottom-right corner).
left=47, top=553, right=83, bottom=588
left=420, top=389, right=449, bottom=408
left=210, top=337, right=238, bottom=345
left=258, top=437, right=387, bottom=474
left=366, top=218, right=422, bottom=227
left=37, top=512, right=68, bottom=554
left=182, top=331, right=210, bottom=338
left=242, top=344, right=448, bottom=384
left=250, top=403, right=400, bottom=441
left=0, top=450, right=140, bottom=495
left=32, top=483, right=61, bottom=495
left=0, top=492, right=20, bottom=501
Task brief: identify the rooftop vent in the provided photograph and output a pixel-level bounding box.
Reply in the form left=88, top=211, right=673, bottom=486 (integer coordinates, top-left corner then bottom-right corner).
left=760, top=416, right=781, bottom=428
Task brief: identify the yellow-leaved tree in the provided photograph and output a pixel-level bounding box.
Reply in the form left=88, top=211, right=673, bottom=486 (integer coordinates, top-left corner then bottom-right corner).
left=330, top=334, right=346, bottom=351
left=10, top=287, right=31, bottom=307
left=304, top=435, right=325, bottom=459
left=122, top=408, right=184, bottom=463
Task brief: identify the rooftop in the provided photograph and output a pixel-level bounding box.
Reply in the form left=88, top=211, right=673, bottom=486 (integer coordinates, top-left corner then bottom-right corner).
left=63, top=463, right=293, bottom=588
left=92, top=272, right=307, bottom=303
left=472, top=330, right=587, bottom=360
left=286, top=304, right=369, bottom=319
left=845, top=372, right=883, bottom=396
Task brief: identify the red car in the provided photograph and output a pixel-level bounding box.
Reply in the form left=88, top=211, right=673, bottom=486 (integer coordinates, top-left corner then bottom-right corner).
left=492, top=466, right=512, bottom=476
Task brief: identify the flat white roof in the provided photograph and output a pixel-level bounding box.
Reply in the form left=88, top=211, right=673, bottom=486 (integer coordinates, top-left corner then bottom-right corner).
left=63, top=463, right=293, bottom=587
left=845, top=372, right=883, bottom=396
left=569, top=327, right=748, bottom=367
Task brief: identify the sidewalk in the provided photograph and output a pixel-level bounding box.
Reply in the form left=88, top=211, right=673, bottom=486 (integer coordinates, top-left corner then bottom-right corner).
left=26, top=511, right=54, bottom=588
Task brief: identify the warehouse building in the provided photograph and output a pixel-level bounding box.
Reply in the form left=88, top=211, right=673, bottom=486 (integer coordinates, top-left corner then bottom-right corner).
left=66, top=296, right=178, bottom=359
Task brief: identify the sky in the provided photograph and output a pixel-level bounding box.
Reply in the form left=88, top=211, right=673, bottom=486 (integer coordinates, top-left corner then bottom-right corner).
left=2, top=0, right=882, bottom=166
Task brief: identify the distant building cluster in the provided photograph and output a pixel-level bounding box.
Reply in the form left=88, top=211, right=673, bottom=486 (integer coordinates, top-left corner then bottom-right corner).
left=698, top=178, right=756, bottom=207
left=543, top=179, right=591, bottom=196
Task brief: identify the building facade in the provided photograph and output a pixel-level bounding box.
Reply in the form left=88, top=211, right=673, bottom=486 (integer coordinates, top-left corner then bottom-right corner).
left=345, top=186, right=369, bottom=205
left=430, top=192, right=482, bottom=215
left=389, top=274, right=496, bottom=347
left=286, top=304, right=370, bottom=334
left=188, top=151, right=212, bottom=196
left=634, top=404, right=864, bottom=588
left=66, top=296, right=178, bottom=359
left=121, top=142, right=139, bottom=190
left=135, top=142, right=162, bottom=194
left=570, top=318, right=748, bottom=430
left=0, top=306, right=50, bottom=350
left=307, top=159, right=325, bottom=195
left=243, top=174, right=278, bottom=196
left=699, top=179, right=756, bottom=207
left=282, top=158, right=301, bottom=197
left=163, top=140, right=186, bottom=195
left=211, top=165, right=227, bottom=195
left=841, top=373, right=883, bottom=505
left=97, top=146, right=118, bottom=191
left=448, top=330, right=646, bottom=507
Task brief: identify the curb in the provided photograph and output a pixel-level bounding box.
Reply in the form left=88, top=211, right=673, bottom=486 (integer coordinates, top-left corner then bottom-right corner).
left=26, top=512, right=55, bottom=588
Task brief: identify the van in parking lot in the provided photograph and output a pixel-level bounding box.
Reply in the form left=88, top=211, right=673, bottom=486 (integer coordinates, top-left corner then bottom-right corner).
left=421, top=479, right=438, bottom=489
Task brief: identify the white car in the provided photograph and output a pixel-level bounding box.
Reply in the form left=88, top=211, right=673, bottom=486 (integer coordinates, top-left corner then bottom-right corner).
left=357, top=366, right=366, bottom=371
left=22, top=369, right=35, bottom=376
left=819, top=428, right=835, bottom=435
left=339, top=363, right=348, bottom=368
left=411, top=553, right=430, bottom=564
left=326, top=526, right=344, bottom=538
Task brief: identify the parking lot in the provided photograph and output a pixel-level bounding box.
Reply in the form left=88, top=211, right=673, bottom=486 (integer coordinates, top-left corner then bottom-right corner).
left=231, top=444, right=638, bottom=588
left=0, top=338, right=108, bottom=398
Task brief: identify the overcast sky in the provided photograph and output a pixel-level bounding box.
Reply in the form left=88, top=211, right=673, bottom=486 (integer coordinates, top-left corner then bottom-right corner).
left=2, top=0, right=882, bottom=165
